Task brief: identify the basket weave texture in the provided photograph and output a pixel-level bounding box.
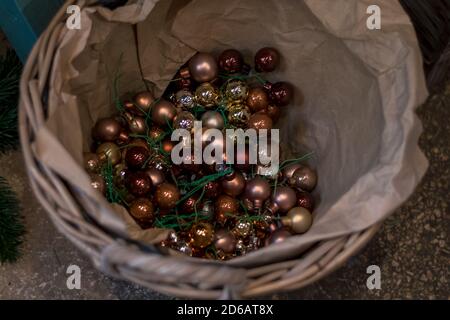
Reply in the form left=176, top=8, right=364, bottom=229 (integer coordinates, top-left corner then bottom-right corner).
left=19, top=0, right=381, bottom=299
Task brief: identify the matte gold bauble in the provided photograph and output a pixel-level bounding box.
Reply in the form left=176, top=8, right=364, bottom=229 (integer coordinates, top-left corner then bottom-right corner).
left=281, top=207, right=313, bottom=234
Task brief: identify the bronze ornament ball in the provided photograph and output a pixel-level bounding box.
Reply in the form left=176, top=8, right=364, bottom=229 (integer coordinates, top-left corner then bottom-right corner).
left=154, top=183, right=180, bottom=210
left=92, top=117, right=122, bottom=142
left=188, top=52, right=219, bottom=83
left=151, top=100, right=177, bottom=127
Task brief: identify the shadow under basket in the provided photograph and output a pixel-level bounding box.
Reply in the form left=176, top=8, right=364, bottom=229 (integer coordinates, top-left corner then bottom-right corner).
left=19, top=0, right=431, bottom=299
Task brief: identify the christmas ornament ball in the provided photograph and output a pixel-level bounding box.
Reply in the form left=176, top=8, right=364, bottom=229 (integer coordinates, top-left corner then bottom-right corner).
left=188, top=222, right=215, bottom=249
left=188, top=52, right=218, bottom=83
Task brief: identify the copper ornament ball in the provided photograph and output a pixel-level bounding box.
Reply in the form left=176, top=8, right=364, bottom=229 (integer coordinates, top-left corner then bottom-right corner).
left=296, top=191, right=315, bottom=212
left=267, top=228, right=292, bottom=246
left=214, top=229, right=237, bottom=254
left=218, top=49, right=243, bottom=73
left=151, top=100, right=177, bottom=127
left=92, top=117, right=122, bottom=142
left=129, top=198, right=155, bottom=226
left=246, top=87, right=269, bottom=113
left=161, top=138, right=175, bottom=154
left=254, top=47, right=280, bottom=73
left=188, top=222, right=215, bottom=249
left=96, top=142, right=122, bottom=166
left=269, top=81, right=294, bottom=107
left=201, top=111, right=225, bottom=130
left=126, top=171, right=152, bottom=197
left=90, top=174, right=106, bottom=195
left=247, top=113, right=273, bottom=132
left=125, top=146, right=150, bottom=170
left=270, top=186, right=297, bottom=214
left=123, top=112, right=147, bottom=135
left=134, top=91, right=155, bottom=113
left=221, top=170, right=246, bottom=197
left=282, top=163, right=303, bottom=180
left=188, top=52, right=219, bottom=83
left=148, top=126, right=165, bottom=141
left=289, top=166, right=317, bottom=192
left=83, top=152, right=101, bottom=174
left=244, top=177, right=271, bottom=209
left=215, top=195, right=239, bottom=224
left=181, top=195, right=199, bottom=214
left=259, top=104, right=281, bottom=123
left=204, top=181, right=221, bottom=199
left=145, top=167, right=165, bottom=187
left=154, top=183, right=180, bottom=210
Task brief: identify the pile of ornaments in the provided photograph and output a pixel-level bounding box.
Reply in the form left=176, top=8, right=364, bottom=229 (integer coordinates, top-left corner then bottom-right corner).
left=84, top=47, right=318, bottom=260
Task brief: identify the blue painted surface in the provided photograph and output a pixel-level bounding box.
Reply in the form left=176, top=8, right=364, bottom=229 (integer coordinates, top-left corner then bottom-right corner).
left=0, top=0, right=64, bottom=62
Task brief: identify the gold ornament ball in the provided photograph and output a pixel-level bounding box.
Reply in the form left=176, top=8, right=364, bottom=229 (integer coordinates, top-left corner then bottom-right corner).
left=96, top=142, right=121, bottom=166
left=188, top=222, right=215, bottom=249
left=173, top=111, right=196, bottom=132
left=195, top=83, right=219, bottom=108
left=232, top=219, right=253, bottom=238
left=282, top=207, right=313, bottom=234
left=227, top=103, right=251, bottom=128
left=225, top=79, right=248, bottom=102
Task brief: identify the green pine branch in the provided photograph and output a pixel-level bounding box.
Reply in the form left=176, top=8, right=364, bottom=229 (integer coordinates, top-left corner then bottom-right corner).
left=0, top=176, right=25, bottom=263
left=0, top=49, right=22, bottom=154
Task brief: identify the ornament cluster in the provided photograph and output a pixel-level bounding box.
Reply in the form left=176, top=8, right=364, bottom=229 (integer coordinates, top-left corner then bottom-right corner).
left=84, top=47, right=318, bottom=260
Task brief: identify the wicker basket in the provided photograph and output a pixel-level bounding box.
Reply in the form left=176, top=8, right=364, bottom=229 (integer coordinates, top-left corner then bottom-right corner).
left=18, top=0, right=385, bottom=299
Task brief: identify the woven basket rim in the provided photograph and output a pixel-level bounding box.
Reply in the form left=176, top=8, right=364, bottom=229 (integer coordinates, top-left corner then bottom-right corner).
left=18, top=0, right=381, bottom=299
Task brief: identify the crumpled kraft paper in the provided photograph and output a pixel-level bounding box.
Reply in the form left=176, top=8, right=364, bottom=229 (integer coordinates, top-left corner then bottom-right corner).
left=34, top=0, right=428, bottom=267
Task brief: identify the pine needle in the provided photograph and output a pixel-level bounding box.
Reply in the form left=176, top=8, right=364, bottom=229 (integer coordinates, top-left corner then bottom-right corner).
left=0, top=176, right=25, bottom=263
left=0, top=49, right=22, bottom=154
